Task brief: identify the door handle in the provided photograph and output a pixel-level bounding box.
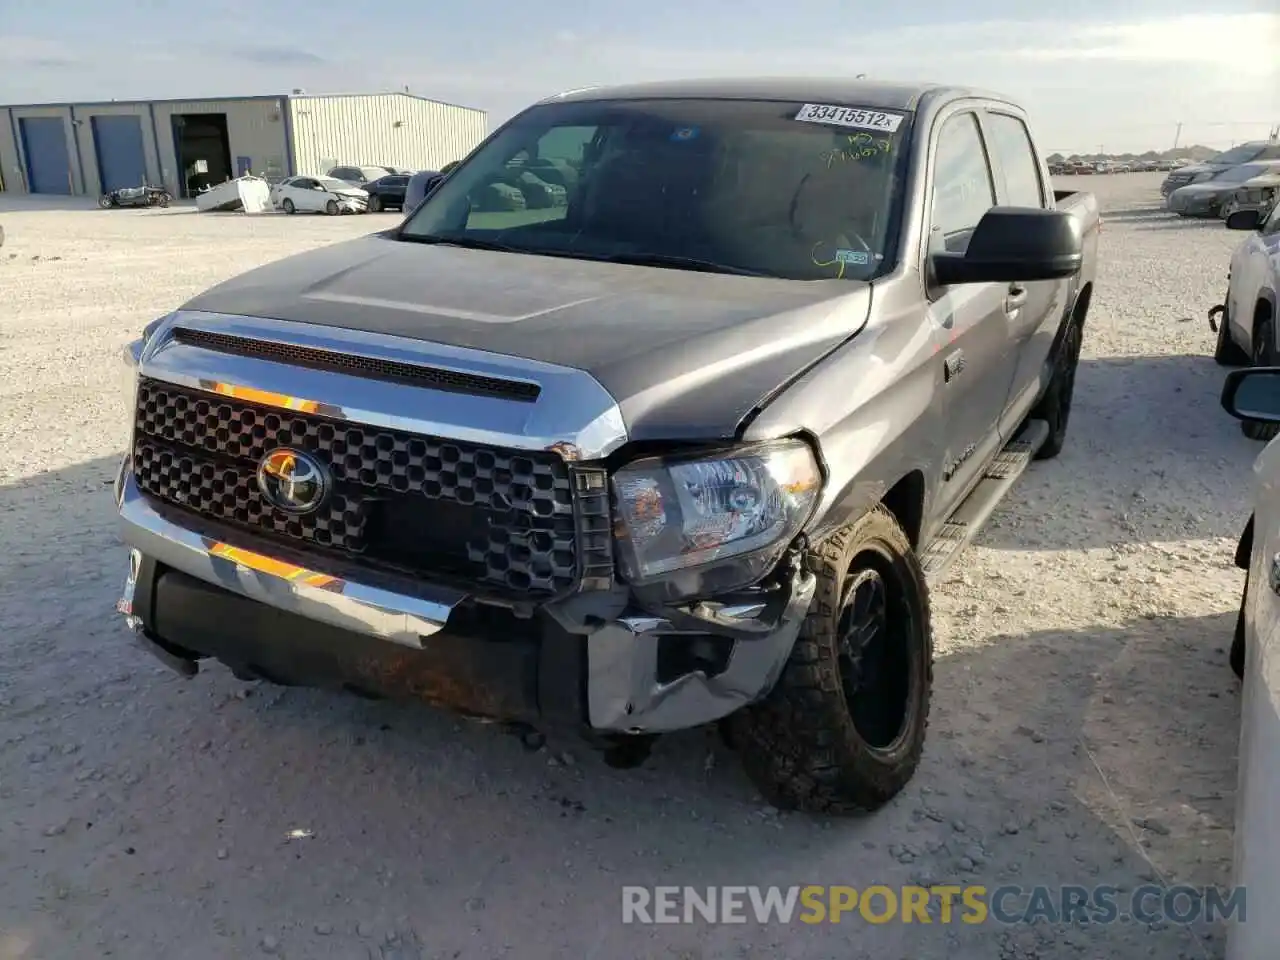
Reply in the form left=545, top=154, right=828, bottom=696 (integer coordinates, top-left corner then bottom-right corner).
left=1004, top=283, right=1028, bottom=313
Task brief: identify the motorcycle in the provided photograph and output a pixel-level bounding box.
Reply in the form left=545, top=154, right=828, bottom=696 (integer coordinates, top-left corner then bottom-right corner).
left=100, top=184, right=172, bottom=209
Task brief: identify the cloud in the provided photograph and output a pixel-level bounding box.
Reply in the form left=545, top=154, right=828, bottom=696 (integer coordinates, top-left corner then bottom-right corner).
left=0, top=37, right=79, bottom=68
left=0, top=11, right=1274, bottom=151
left=1014, top=13, right=1280, bottom=72
left=212, top=44, right=328, bottom=66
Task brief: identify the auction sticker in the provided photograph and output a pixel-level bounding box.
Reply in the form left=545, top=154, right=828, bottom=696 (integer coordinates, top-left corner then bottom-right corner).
left=794, top=104, right=904, bottom=133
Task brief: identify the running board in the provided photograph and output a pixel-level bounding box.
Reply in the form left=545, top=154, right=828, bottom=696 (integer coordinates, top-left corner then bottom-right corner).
left=920, top=419, right=1050, bottom=583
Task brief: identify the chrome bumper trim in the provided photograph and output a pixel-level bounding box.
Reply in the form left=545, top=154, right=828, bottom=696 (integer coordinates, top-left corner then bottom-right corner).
left=586, top=567, right=817, bottom=733
left=116, top=475, right=463, bottom=649
left=135, top=310, right=628, bottom=460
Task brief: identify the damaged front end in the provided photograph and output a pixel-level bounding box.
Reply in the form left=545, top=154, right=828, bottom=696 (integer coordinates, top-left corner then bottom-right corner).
left=113, top=311, right=826, bottom=740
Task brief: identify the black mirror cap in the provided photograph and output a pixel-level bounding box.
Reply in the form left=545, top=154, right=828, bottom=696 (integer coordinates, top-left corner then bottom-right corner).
left=1221, top=367, right=1280, bottom=422
left=1226, top=208, right=1262, bottom=231
left=933, top=207, right=1084, bottom=285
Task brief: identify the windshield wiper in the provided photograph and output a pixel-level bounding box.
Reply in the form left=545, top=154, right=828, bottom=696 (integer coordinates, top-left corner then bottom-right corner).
left=396, top=235, right=775, bottom=277
left=396, top=233, right=527, bottom=254
left=590, top=252, right=775, bottom=277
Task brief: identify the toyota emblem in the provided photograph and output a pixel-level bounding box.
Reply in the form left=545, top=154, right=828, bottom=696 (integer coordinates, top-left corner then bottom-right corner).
left=256, top=447, right=329, bottom=514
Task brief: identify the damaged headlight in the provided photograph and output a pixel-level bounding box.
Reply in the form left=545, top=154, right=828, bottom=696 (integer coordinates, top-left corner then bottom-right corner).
left=611, top=439, right=822, bottom=583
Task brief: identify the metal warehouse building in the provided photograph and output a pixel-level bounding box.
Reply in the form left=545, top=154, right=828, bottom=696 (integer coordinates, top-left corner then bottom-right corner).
left=0, top=92, right=487, bottom=198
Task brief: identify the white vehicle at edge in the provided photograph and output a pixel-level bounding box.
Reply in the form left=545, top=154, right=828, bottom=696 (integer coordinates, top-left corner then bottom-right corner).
left=269, top=176, right=369, bottom=215
left=1210, top=201, right=1280, bottom=440
left=1220, top=368, right=1280, bottom=960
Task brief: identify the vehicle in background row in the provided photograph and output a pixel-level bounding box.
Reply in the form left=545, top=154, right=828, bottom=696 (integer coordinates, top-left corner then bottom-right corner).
left=1218, top=367, right=1280, bottom=960
left=114, top=78, right=1097, bottom=814
left=363, top=174, right=412, bottom=212
left=1162, top=140, right=1280, bottom=196
left=269, top=176, right=369, bottom=215
left=1168, top=161, right=1280, bottom=218
left=1220, top=171, right=1280, bottom=222
left=100, top=183, right=173, bottom=209
left=327, top=165, right=395, bottom=187
left=401, top=162, right=460, bottom=215
left=1209, top=202, right=1280, bottom=440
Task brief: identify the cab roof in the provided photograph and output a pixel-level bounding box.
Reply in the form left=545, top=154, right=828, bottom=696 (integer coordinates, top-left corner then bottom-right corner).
left=543, top=77, right=1018, bottom=113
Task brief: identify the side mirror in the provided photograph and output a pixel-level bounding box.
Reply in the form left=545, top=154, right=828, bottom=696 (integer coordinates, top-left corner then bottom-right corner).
left=1222, top=368, right=1280, bottom=423
left=932, top=207, right=1083, bottom=285
left=1226, top=208, right=1262, bottom=231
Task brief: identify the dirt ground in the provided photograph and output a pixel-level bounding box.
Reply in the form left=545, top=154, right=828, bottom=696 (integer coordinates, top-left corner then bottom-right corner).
left=0, top=174, right=1254, bottom=958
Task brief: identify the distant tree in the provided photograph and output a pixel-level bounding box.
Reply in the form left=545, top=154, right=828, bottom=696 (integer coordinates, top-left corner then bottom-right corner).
left=1047, top=152, right=1065, bottom=163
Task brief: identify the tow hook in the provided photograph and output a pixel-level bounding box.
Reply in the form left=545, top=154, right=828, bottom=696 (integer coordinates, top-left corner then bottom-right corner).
left=1208, top=304, right=1225, bottom=333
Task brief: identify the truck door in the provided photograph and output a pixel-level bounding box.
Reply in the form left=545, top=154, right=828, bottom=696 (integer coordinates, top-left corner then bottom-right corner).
left=979, top=110, right=1070, bottom=429
left=923, top=109, right=1020, bottom=518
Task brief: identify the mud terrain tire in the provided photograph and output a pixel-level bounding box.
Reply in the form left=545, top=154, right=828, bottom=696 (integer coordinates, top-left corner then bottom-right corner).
left=732, top=505, right=933, bottom=814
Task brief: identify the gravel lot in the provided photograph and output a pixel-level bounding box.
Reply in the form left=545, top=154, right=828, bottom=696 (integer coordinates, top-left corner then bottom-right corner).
left=0, top=174, right=1255, bottom=959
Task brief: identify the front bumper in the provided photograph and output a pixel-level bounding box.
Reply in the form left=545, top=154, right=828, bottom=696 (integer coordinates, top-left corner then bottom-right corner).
left=115, top=468, right=816, bottom=734
left=1166, top=192, right=1221, bottom=216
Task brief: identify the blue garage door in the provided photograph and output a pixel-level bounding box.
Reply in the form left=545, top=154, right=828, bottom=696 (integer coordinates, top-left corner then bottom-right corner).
left=91, top=115, right=149, bottom=193
left=19, top=117, right=73, bottom=195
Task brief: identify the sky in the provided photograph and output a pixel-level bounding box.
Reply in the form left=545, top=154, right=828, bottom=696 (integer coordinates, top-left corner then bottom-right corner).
left=1, top=0, right=1277, bottom=155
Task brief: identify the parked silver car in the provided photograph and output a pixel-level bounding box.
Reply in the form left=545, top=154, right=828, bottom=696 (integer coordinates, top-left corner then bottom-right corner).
left=1167, top=161, right=1280, bottom=217
left=1219, top=367, right=1280, bottom=960
left=1161, top=140, right=1280, bottom=196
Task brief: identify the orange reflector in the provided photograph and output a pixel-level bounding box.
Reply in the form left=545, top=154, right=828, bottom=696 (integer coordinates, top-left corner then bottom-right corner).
left=209, top=542, right=339, bottom=589
left=210, top=382, right=322, bottom=413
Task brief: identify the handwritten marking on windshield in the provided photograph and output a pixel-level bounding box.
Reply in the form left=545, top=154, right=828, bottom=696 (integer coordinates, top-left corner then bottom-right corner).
left=821, top=133, right=893, bottom=169
left=810, top=242, right=871, bottom=279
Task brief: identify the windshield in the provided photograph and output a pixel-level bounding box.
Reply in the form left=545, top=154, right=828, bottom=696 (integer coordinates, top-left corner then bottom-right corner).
left=1209, top=144, right=1264, bottom=166
left=1216, top=163, right=1274, bottom=184
left=318, top=177, right=354, bottom=190
left=399, top=97, right=913, bottom=281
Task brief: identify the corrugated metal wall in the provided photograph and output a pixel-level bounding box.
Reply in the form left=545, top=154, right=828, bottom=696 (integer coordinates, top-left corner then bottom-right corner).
left=151, top=99, right=290, bottom=196
left=76, top=103, right=159, bottom=194
left=288, top=94, right=487, bottom=176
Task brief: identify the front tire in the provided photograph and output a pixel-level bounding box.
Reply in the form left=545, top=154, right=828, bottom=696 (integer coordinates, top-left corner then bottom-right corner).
left=1242, top=318, right=1280, bottom=442
left=368, top=194, right=382, bottom=212
left=282, top=198, right=296, bottom=215
left=99, top=194, right=113, bottom=209
left=325, top=199, right=339, bottom=216
left=731, top=505, right=933, bottom=815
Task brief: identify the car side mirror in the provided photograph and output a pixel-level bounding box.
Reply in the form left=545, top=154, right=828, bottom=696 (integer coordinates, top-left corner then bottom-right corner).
left=932, top=207, right=1084, bottom=285
left=1222, top=368, right=1280, bottom=423
left=1225, top=208, right=1262, bottom=231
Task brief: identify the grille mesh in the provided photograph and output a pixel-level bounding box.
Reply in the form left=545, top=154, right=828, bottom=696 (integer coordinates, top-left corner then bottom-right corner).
left=131, top=378, right=588, bottom=596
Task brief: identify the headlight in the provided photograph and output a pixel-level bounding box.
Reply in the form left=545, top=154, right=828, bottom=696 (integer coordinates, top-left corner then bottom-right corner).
left=611, top=439, right=822, bottom=583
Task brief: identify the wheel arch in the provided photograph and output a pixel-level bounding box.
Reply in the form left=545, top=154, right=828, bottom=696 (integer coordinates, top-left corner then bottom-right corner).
left=1256, top=288, right=1276, bottom=326
left=880, top=470, right=926, bottom=550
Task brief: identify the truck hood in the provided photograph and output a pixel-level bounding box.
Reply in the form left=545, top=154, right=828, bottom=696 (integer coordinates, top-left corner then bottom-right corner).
left=180, top=234, right=872, bottom=441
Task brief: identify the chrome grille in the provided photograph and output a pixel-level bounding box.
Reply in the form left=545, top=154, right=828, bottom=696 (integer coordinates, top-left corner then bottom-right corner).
left=131, top=377, right=608, bottom=597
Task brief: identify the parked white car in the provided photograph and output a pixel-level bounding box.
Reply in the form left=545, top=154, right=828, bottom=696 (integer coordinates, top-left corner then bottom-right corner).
left=269, top=176, right=369, bottom=215
left=1219, top=367, right=1280, bottom=960
left=1209, top=201, right=1280, bottom=440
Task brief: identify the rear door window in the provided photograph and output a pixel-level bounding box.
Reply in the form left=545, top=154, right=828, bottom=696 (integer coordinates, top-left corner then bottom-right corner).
left=930, top=113, right=997, bottom=254
left=984, top=113, right=1045, bottom=208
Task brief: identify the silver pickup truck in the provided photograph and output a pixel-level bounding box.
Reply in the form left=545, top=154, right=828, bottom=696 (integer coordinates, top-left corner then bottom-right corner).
left=114, top=78, right=1099, bottom=814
